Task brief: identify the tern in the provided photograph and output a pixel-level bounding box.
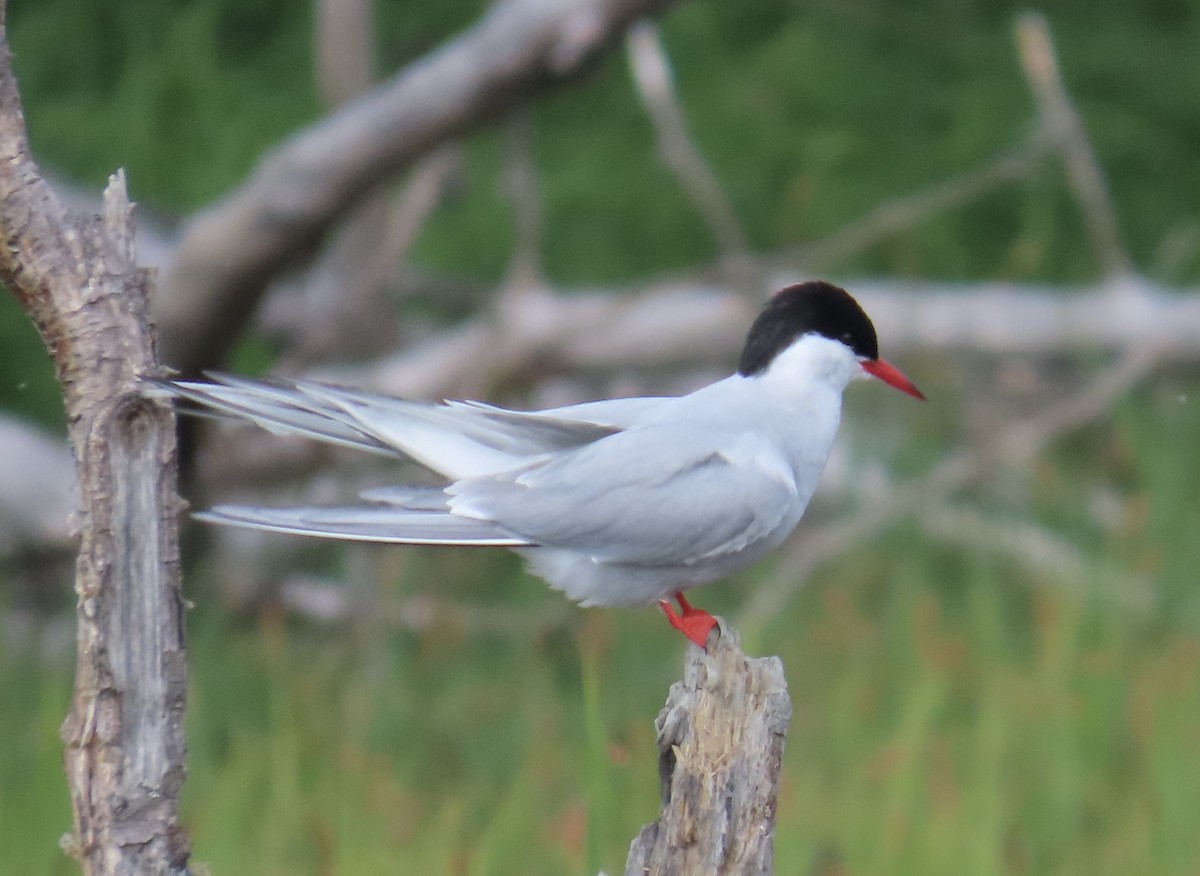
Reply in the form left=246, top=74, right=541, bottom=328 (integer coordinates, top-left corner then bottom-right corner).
left=154, top=281, right=923, bottom=647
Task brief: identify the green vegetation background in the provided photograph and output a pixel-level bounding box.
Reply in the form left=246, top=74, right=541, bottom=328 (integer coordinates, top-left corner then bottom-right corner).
left=2, top=1, right=1199, bottom=873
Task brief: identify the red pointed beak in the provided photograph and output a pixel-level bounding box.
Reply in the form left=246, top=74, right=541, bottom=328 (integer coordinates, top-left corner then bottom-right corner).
left=862, top=358, right=925, bottom=400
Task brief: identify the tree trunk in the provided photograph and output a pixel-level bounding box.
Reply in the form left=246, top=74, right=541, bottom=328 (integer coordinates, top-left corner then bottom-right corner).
left=0, top=10, right=192, bottom=874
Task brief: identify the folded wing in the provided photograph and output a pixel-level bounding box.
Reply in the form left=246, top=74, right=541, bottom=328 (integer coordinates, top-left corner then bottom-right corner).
left=449, top=424, right=799, bottom=566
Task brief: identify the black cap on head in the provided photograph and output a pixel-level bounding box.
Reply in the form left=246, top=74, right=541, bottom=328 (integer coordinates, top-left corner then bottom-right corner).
left=737, top=281, right=879, bottom=377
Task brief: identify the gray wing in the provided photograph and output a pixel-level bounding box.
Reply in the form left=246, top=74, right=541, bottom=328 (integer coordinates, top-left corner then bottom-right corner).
left=448, top=424, right=800, bottom=566
left=461, top=396, right=672, bottom=429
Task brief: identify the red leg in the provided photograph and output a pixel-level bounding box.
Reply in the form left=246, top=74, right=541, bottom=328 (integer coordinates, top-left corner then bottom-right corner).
left=658, top=591, right=718, bottom=649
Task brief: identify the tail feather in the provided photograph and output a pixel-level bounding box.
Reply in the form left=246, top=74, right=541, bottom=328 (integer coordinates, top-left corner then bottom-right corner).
left=296, top=383, right=618, bottom=476
left=197, top=504, right=532, bottom=546
left=357, top=485, right=452, bottom=510
left=146, top=376, right=395, bottom=456
left=150, top=373, right=620, bottom=479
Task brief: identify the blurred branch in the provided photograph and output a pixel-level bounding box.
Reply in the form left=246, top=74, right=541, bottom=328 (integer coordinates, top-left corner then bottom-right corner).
left=370, top=146, right=464, bottom=278
left=625, top=622, right=791, bottom=875
left=737, top=346, right=1163, bottom=636
left=918, top=504, right=1154, bottom=612
left=348, top=281, right=749, bottom=399
left=262, top=0, right=399, bottom=365
left=0, top=14, right=191, bottom=873
left=842, top=276, right=1200, bottom=354
left=777, top=133, right=1052, bottom=272
left=260, top=146, right=464, bottom=364
left=331, top=277, right=1200, bottom=402
left=1016, top=11, right=1135, bottom=282
left=156, top=0, right=678, bottom=375
left=1152, top=219, right=1200, bottom=282
left=0, top=415, right=74, bottom=553
left=626, top=19, right=753, bottom=279
left=502, top=111, right=548, bottom=290
left=921, top=504, right=1086, bottom=580
left=314, top=0, right=376, bottom=108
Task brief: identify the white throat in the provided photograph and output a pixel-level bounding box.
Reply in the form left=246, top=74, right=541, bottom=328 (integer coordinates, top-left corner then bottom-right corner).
left=755, top=333, right=863, bottom=396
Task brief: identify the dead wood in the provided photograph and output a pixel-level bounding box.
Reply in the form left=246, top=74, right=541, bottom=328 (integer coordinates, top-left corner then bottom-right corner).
left=625, top=623, right=791, bottom=876
left=0, top=9, right=191, bottom=873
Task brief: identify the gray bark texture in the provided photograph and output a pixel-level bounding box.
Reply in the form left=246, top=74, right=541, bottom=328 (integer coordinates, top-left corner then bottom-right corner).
left=0, top=11, right=191, bottom=875
left=625, top=623, right=792, bottom=876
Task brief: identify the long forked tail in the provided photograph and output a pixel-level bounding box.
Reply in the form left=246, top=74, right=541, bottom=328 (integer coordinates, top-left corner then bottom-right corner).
left=147, top=372, right=622, bottom=479
left=145, top=374, right=397, bottom=455
left=147, top=375, right=550, bottom=545
left=198, top=504, right=533, bottom=547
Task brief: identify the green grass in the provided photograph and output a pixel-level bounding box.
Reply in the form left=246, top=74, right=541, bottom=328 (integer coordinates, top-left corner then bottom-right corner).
left=3, top=0, right=1200, bottom=872
left=5, top=466, right=1200, bottom=875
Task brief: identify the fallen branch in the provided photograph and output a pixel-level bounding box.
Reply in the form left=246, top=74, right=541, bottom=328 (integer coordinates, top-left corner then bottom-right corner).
left=342, top=277, right=1200, bottom=402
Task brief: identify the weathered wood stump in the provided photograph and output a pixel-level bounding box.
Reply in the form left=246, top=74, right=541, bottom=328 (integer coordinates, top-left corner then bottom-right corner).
left=624, top=621, right=792, bottom=876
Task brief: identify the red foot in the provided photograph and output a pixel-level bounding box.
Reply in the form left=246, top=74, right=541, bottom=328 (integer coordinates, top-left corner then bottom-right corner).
left=658, top=592, right=718, bottom=649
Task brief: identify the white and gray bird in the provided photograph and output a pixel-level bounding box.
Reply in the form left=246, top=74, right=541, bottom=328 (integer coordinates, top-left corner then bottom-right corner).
left=153, top=281, right=923, bottom=646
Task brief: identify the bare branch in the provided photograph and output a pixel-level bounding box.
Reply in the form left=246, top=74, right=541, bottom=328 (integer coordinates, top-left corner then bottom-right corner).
left=626, top=19, right=752, bottom=276
left=502, top=111, right=547, bottom=290
left=327, top=277, right=1200, bottom=403
left=156, top=0, right=678, bottom=374
left=1152, top=219, right=1200, bottom=283
left=353, top=282, right=749, bottom=399
left=259, top=146, right=466, bottom=364
left=1016, top=11, right=1134, bottom=281
left=314, top=0, right=376, bottom=109
left=779, top=135, right=1051, bottom=273
left=370, top=146, right=464, bottom=281
left=267, top=193, right=408, bottom=364
left=254, top=0, right=407, bottom=365
left=921, top=504, right=1086, bottom=579
left=842, top=275, right=1200, bottom=354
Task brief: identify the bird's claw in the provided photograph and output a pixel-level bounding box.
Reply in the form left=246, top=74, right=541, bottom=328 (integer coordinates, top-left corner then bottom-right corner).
left=659, top=593, right=718, bottom=649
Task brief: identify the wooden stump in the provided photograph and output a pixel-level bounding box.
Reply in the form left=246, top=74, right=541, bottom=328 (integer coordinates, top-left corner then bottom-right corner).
left=624, top=621, right=792, bottom=876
